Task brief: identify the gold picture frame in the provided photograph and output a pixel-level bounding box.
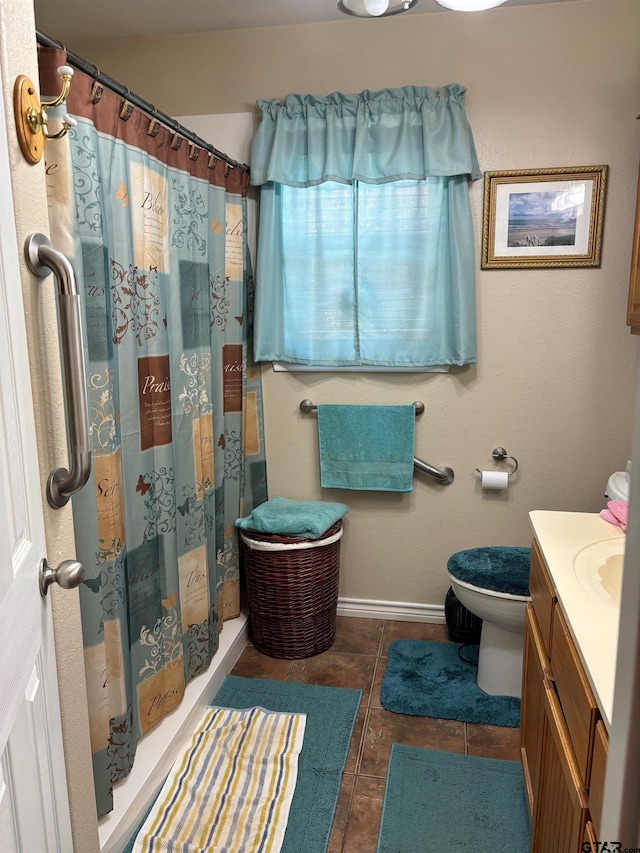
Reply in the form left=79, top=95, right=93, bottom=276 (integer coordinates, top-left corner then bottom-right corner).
left=481, top=165, right=608, bottom=269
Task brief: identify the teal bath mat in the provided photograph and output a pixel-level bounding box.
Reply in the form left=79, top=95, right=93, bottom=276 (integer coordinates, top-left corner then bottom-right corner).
left=377, top=744, right=530, bottom=853
left=124, top=677, right=361, bottom=853
left=214, top=676, right=361, bottom=853
left=381, top=639, right=520, bottom=727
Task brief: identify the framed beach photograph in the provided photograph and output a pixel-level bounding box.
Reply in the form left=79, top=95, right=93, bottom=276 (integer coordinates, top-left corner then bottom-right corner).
left=481, top=165, right=608, bottom=269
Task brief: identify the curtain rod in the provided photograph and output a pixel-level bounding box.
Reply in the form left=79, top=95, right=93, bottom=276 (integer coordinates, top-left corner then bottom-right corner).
left=36, top=30, right=250, bottom=174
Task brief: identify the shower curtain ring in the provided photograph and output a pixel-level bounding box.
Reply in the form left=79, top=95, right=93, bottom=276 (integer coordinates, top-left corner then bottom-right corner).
left=147, top=105, right=161, bottom=137
left=90, top=79, right=103, bottom=104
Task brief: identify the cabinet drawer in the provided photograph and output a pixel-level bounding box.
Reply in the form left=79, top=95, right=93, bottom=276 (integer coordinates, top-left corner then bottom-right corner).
left=530, top=539, right=556, bottom=657
left=551, top=605, right=600, bottom=789
left=588, top=720, right=609, bottom=837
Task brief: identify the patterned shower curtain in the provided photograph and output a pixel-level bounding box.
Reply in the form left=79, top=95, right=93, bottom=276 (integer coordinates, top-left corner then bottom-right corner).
left=39, top=47, right=268, bottom=818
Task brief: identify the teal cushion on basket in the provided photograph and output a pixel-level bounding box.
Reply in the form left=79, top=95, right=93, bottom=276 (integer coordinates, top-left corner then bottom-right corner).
left=447, top=546, right=531, bottom=597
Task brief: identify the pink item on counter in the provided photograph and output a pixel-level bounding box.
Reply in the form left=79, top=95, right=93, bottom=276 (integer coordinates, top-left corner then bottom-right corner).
left=608, top=500, right=628, bottom=530
left=600, top=501, right=628, bottom=532
left=600, top=508, right=619, bottom=526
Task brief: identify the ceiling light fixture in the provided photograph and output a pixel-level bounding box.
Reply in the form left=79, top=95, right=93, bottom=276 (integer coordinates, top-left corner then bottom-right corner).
left=364, top=0, right=390, bottom=14
left=337, top=0, right=419, bottom=19
left=433, top=0, right=509, bottom=10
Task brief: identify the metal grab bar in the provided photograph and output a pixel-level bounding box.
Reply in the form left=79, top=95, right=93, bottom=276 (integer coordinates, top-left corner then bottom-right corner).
left=299, top=399, right=454, bottom=486
left=25, top=233, right=91, bottom=508
left=413, top=457, right=454, bottom=485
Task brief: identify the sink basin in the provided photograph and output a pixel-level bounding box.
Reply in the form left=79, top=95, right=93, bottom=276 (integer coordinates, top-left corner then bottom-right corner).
left=573, top=537, right=626, bottom=608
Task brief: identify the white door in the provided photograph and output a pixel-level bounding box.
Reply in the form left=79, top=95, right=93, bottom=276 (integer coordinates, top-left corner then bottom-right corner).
left=0, top=58, right=74, bottom=852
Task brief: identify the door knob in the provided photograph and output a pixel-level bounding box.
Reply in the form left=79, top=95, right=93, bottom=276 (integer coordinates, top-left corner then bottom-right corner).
left=39, top=558, right=85, bottom=597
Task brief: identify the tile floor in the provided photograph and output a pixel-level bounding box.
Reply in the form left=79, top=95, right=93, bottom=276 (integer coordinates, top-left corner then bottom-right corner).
left=230, top=615, right=521, bottom=852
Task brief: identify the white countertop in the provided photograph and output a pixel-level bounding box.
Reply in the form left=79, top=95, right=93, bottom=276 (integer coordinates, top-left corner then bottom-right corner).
left=529, top=510, right=625, bottom=731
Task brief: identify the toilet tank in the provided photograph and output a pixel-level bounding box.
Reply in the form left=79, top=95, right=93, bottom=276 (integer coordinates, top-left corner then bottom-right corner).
left=605, top=471, right=630, bottom=503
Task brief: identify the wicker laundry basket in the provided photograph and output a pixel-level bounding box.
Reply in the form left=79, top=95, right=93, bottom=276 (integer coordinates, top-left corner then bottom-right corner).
left=239, top=521, right=343, bottom=659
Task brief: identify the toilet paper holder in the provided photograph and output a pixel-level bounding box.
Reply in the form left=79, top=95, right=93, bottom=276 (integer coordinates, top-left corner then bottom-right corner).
left=476, top=447, right=519, bottom=478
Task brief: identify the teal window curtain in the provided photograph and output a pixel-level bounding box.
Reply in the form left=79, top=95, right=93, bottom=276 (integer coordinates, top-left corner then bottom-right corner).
left=250, top=85, right=481, bottom=367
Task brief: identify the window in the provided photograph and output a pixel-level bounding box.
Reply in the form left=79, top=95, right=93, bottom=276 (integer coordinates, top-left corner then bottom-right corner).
left=250, top=85, right=481, bottom=368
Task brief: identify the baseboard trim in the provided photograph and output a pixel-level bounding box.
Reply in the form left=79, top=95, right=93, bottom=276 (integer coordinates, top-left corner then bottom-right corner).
left=337, top=597, right=445, bottom=623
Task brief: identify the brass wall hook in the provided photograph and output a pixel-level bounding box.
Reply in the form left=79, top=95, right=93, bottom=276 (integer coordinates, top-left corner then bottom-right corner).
left=14, top=65, right=77, bottom=164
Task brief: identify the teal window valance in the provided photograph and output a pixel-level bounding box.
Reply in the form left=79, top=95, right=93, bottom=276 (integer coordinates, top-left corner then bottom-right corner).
left=250, top=84, right=481, bottom=188
left=250, top=84, right=481, bottom=368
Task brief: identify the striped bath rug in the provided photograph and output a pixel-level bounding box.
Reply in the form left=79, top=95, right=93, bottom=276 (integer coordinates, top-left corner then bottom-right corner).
left=132, top=705, right=306, bottom=853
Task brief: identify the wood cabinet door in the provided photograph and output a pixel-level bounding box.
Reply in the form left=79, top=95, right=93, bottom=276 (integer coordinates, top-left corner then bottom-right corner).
left=588, top=720, right=609, bottom=837
left=521, top=604, right=551, bottom=818
left=532, top=683, right=588, bottom=853
left=581, top=820, right=598, bottom=853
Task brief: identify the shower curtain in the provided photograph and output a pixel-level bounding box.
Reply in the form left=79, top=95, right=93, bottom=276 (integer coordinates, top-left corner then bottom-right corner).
left=39, top=47, right=268, bottom=817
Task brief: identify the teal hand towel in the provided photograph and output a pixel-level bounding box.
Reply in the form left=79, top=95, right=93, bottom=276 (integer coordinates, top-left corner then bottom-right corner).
left=235, top=496, right=348, bottom=540
left=318, top=404, right=415, bottom=492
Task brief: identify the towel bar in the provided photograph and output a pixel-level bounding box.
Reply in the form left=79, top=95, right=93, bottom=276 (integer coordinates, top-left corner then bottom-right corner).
left=300, top=399, right=425, bottom=416
left=299, top=399, right=454, bottom=485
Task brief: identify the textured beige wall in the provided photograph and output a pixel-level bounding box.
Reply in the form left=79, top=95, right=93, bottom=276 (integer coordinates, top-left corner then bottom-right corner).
left=76, top=0, right=640, bottom=608
left=0, top=0, right=631, bottom=845
left=0, top=1, right=99, bottom=850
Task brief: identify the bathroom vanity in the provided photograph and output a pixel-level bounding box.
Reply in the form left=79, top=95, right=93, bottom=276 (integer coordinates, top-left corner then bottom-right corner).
left=522, top=511, right=624, bottom=852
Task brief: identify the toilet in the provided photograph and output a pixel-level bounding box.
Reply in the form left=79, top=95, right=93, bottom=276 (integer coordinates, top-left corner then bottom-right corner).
left=447, top=547, right=531, bottom=698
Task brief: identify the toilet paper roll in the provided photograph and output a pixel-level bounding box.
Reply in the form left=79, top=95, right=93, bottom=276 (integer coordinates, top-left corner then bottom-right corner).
left=480, top=470, right=509, bottom=490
